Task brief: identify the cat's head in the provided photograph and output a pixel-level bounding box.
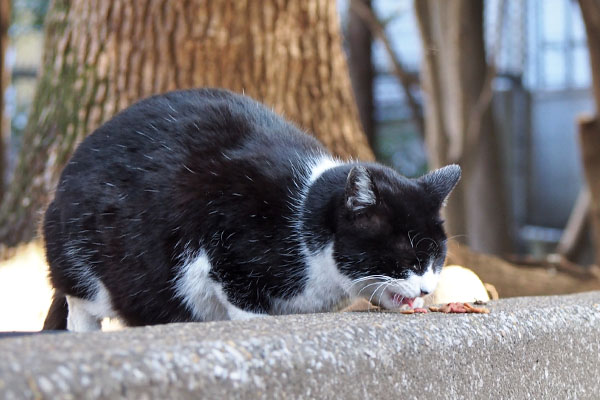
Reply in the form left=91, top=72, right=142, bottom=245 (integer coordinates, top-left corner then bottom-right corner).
left=334, top=163, right=461, bottom=310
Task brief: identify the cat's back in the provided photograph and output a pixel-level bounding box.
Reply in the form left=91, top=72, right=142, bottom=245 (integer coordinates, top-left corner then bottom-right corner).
left=72, top=88, right=323, bottom=169
left=54, top=88, right=327, bottom=213
left=50, top=88, right=329, bottom=250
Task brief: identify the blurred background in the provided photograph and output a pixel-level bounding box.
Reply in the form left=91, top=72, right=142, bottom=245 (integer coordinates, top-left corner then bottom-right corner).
left=2, top=0, right=600, bottom=330
left=4, top=0, right=595, bottom=259
left=341, top=0, right=593, bottom=263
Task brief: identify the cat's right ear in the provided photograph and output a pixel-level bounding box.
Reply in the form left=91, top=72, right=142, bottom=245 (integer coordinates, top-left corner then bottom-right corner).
left=345, top=166, right=378, bottom=212
left=418, top=164, right=461, bottom=208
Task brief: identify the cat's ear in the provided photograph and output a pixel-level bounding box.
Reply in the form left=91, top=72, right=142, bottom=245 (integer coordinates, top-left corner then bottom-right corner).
left=419, top=164, right=461, bottom=208
left=345, top=166, right=378, bottom=212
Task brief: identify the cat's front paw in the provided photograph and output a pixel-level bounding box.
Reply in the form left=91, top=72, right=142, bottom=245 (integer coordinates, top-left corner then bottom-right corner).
left=412, top=297, right=425, bottom=309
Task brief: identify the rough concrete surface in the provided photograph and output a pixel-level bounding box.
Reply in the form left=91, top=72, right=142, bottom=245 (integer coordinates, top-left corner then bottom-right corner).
left=0, top=291, right=599, bottom=399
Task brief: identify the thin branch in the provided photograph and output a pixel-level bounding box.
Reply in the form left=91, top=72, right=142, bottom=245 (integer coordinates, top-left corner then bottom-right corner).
left=459, top=0, right=507, bottom=164
left=0, top=0, right=11, bottom=203
left=556, top=188, right=591, bottom=260
left=350, top=0, right=424, bottom=137
left=413, top=0, right=449, bottom=167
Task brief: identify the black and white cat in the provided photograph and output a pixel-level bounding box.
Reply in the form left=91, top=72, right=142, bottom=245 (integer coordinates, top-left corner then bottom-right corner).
left=42, top=88, right=460, bottom=331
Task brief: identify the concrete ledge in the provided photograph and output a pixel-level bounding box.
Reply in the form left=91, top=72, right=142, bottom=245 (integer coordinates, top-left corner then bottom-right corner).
left=1, top=292, right=599, bottom=399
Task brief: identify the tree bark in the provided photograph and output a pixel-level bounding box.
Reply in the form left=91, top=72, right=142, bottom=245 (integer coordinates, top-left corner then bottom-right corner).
left=577, top=0, right=600, bottom=266
left=414, top=0, right=512, bottom=255
left=579, top=0, right=600, bottom=114
left=578, top=117, right=600, bottom=266
left=347, top=0, right=375, bottom=147
left=0, top=0, right=10, bottom=203
left=0, top=0, right=372, bottom=250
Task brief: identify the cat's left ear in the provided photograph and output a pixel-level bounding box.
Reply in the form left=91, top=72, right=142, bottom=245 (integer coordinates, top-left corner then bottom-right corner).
left=345, top=166, right=378, bottom=212
left=418, top=164, right=461, bottom=208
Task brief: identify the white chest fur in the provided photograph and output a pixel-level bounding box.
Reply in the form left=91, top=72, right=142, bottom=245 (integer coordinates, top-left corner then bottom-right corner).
left=174, top=250, right=260, bottom=321
left=270, top=242, right=352, bottom=314
left=174, top=156, right=351, bottom=320
left=267, top=156, right=352, bottom=314
left=173, top=244, right=352, bottom=320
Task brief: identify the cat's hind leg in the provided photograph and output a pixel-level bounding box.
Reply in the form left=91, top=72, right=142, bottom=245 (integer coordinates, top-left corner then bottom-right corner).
left=65, top=282, right=117, bottom=332
left=43, top=291, right=69, bottom=330
left=66, top=295, right=102, bottom=331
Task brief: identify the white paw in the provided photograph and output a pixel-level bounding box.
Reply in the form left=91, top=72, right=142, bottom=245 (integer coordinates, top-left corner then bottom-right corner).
left=413, top=297, right=424, bottom=309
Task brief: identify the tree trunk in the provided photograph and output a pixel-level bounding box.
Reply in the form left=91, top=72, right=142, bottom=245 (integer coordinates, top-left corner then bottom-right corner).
left=0, top=0, right=10, bottom=203
left=579, top=0, right=600, bottom=114
left=0, top=0, right=372, bottom=250
left=347, top=0, right=375, bottom=148
left=578, top=0, right=600, bottom=266
left=578, top=117, right=600, bottom=266
left=415, top=0, right=511, bottom=255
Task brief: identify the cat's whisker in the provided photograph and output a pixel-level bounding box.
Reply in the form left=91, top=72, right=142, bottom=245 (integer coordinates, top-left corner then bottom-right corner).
left=388, top=279, right=413, bottom=296
left=446, top=234, right=468, bottom=242
left=377, top=282, right=391, bottom=308
left=408, top=230, right=416, bottom=249
left=356, top=280, right=391, bottom=298
left=411, top=232, right=422, bottom=247
left=346, top=275, right=400, bottom=299
left=352, top=274, right=391, bottom=281
left=368, top=282, right=388, bottom=307
left=347, top=274, right=391, bottom=285
left=343, top=274, right=391, bottom=292
left=445, top=250, right=457, bottom=260
left=416, top=236, right=437, bottom=250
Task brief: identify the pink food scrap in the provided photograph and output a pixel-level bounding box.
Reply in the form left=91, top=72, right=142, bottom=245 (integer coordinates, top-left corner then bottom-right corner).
left=429, top=302, right=490, bottom=314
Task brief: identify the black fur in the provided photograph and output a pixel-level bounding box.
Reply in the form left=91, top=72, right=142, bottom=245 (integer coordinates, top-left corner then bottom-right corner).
left=42, top=291, right=68, bottom=330
left=44, top=88, right=460, bottom=327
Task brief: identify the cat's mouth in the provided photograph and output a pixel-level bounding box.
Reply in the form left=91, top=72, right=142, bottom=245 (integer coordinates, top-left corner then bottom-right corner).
left=389, top=292, right=416, bottom=308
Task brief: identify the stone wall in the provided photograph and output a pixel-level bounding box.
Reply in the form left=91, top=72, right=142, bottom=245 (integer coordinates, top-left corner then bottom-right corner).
left=1, top=291, right=599, bottom=399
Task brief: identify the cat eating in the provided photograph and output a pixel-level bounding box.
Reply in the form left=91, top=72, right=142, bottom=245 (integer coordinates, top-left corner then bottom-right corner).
left=42, top=88, right=460, bottom=331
